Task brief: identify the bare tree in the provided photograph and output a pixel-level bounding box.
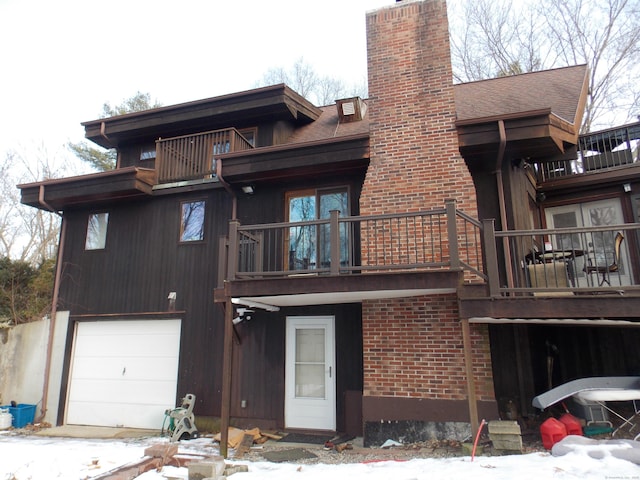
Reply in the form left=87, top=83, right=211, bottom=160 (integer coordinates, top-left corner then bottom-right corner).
left=256, top=57, right=367, bottom=106
left=0, top=143, right=71, bottom=265
left=449, top=0, right=640, bottom=131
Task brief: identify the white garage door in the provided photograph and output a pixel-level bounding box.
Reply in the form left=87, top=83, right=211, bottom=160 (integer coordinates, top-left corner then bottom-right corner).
left=66, top=319, right=181, bottom=429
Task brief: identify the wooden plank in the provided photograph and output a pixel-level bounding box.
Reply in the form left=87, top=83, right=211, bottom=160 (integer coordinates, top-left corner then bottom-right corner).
left=234, top=433, right=255, bottom=458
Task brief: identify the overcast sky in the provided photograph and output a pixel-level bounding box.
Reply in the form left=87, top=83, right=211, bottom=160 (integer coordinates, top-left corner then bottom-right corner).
left=0, top=0, right=391, bottom=166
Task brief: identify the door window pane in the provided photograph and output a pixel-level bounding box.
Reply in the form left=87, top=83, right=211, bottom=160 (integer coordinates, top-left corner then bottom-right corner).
left=295, top=328, right=325, bottom=398
left=180, top=201, right=205, bottom=242
left=85, top=213, right=109, bottom=250
left=287, top=188, right=349, bottom=271
left=289, top=195, right=316, bottom=270
left=319, top=191, right=349, bottom=267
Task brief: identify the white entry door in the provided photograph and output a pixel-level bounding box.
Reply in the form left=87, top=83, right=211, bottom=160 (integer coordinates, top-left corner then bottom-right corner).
left=285, top=316, right=336, bottom=430
left=66, top=319, right=181, bottom=429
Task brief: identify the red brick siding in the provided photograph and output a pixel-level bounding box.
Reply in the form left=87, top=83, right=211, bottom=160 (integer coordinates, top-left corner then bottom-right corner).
left=361, top=0, right=493, bottom=407
left=363, top=0, right=477, bottom=216
left=362, top=295, right=494, bottom=401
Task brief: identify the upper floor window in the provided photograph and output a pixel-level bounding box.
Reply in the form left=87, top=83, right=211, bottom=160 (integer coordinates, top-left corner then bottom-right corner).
left=140, top=147, right=156, bottom=162
left=239, top=127, right=257, bottom=147
left=85, top=212, right=109, bottom=250
left=180, top=200, right=205, bottom=242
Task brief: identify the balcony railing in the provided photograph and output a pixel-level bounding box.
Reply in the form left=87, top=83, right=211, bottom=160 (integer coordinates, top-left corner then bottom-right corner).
left=535, top=123, right=639, bottom=182
left=221, top=199, right=640, bottom=299
left=483, top=221, right=640, bottom=296
left=222, top=200, right=485, bottom=282
left=156, top=128, right=253, bottom=184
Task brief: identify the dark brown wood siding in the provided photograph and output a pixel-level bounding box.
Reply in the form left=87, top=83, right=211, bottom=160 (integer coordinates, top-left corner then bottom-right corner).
left=58, top=170, right=366, bottom=425
left=59, top=188, right=232, bottom=416
left=229, top=304, right=363, bottom=431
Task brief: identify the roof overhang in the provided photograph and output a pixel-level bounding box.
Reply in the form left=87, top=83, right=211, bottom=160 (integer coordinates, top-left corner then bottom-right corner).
left=83, top=84, right=322, bottom=149
left=18, top=167, right=155, bottom=211
left=218, top=133, right=370, bottom=184
left=456, top=109, right=580, bottom=168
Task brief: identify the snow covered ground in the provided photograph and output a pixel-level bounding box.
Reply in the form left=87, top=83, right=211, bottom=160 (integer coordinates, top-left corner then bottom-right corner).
left=1, top=431, right=639, bottom=480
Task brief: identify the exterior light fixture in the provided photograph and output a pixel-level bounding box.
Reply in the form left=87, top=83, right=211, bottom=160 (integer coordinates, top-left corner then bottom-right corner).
left=623, top=183, right=632, bottom=193
left=242, top=185, right=255, bottom=194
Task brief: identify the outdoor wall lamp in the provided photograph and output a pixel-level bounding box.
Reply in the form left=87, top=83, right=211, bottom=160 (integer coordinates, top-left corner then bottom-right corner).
left=623, top=183, right=632, bottom=193
left=241, top=185, right=255, bottom=194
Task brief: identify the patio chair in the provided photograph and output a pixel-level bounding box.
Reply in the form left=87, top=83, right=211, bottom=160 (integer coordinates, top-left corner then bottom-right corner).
left=583, top=232, right=624, bottom=286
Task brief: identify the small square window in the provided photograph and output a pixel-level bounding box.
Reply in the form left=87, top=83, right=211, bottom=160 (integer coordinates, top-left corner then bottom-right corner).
left=140, top=148, right=156, bottom=161
left=239, top=127, right=257, bottom=147
left=180, top=201, right=205, bottom=242
left=85, top=213, right=109, bottom=250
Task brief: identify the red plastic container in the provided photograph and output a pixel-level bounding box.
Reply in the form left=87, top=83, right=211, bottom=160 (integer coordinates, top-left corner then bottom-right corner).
left=540, top=417, right=567, bottom=450
left=559, top=413, right=583, bottom=436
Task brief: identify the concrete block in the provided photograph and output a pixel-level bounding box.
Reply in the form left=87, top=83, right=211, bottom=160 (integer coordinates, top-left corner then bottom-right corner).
left=144, top=443, right=178, bottom=458
left=488, top=420, right=523, bottom=453
left=188, top=457, right=225, bottom=480
left=224, top=464, right=249, bottom=475
left=488, top=421, right=521, bottom=435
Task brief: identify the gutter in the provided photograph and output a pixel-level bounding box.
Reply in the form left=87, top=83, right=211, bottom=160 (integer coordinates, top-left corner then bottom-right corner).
left=35, top=185, right=64, bottom=423
left=216, top=158, right=237, bottom=220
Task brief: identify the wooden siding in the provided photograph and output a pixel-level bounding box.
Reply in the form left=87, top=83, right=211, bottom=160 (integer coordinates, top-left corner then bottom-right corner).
left=229, top=304, right=363, bottom=431
left=57, top=172, right=366, bottom=425
left=59, top=190, right=232, bottom=416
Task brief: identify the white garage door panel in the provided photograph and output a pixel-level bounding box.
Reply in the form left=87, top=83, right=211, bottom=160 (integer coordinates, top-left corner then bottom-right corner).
left=70, top=356, right=179, bottom=381
left=73, top=330, right=180, bottom=357
left=68, top=378, right=176, bottom=402
left=67, top=401, right=170, bottom=429
left=67, top=319, right=181, bottom=429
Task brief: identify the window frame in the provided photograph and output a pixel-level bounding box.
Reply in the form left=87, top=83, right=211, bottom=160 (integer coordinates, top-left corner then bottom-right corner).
left=179, top=199, right=206, bottom=243
left=85, top=212, right=110, bottom=251
left=285, top=186, right=350, bottom=271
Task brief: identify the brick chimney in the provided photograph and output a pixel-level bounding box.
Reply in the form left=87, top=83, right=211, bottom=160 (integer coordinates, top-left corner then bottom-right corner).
left=361, top=0, right=477, bottom=216
left=359, top=0, right=494, bottom=447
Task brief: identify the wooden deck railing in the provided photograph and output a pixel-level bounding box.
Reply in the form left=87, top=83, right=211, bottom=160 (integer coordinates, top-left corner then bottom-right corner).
left=222, top=200, right=486, bottom=283
left=156, top=128, right=253, bottom=184
left=535, top=123, right=639, bottom=182
left=483, top=221, right=640, bottom=297
left=221, top=199, right=640, bottom=299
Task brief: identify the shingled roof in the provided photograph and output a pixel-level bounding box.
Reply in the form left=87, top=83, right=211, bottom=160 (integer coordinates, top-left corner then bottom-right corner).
left=454, top=64, right=589, bottom=125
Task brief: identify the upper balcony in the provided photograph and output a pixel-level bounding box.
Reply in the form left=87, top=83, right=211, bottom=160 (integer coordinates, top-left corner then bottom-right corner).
left=217, top=200, right=640, bottom=317
left=534, top=122, right=640, bottom=183
left=156, top=128, right=254, bottom=184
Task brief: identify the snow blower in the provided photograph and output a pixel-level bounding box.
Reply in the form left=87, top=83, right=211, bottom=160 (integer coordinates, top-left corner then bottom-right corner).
left=163, top=393, right=199, bottom=442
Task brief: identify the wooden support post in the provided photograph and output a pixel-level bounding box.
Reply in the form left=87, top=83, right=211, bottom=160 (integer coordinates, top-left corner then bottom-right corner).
left=220, top=297, right=234, bottom=458
left=445, top=199, right=460, bottom=270
left=482, top=219, right=500, bottom=297
left=330, top=210, right=340, bottom=275
left=462, top=318, right=479, bottom=436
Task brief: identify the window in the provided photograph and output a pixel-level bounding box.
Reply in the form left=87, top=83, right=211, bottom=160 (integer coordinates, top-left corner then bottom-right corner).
left=85, top=213, right=109, bottom=250
left=238, top=127, right=257, bottom=147
left=286, top=188, right=349, bottom=270
left=180, top=200, right=205, bottom=242
left=140, top=147, right=156, bottom=161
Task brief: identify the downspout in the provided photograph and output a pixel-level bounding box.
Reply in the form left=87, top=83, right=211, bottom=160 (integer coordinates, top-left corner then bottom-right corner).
left=35, top=185, right=64, bottom=423
left=216, top=158, right=237, bottom=220
left=495, top=120, right=514, bottom=289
